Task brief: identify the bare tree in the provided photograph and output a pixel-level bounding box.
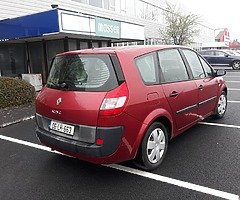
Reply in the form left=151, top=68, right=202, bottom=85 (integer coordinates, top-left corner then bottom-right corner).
left=161, top=2, right=200, bottom=45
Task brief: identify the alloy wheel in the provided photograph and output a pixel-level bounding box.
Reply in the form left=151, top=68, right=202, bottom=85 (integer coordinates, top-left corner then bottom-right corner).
left=232, top=61, right=240, bottom=70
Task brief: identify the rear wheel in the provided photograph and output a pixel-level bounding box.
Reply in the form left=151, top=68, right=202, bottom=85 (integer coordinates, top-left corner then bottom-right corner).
left=212, top=91, right=227, bottom=119
left=135, top=122, right=168, bottom=171
left=232, top=60, right=240, bottom=70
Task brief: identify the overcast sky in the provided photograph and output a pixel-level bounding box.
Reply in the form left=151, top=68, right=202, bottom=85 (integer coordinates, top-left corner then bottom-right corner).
left=176, top=0, right=240, bottom=40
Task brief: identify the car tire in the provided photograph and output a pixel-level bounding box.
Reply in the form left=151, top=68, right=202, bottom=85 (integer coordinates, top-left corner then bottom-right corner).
left=212, top=91, right=227, bottom=119
left=232, top=60, right=240, bottom=70
left=135, top=122, right=169, bottom=171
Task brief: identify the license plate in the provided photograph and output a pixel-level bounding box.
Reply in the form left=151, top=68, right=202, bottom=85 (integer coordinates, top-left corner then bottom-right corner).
left=50, top=121, right=74, bottom=135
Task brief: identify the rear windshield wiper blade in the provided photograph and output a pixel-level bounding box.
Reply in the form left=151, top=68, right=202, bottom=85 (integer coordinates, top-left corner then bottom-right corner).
left=58, top=81, right=75, bottom=89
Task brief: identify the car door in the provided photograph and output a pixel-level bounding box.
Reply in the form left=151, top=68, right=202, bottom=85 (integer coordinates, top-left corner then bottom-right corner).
left=201, top=50, right=216, bottom=65
left=181, top=49, right=218, bottom=118
left=214, top=50, right=232, bottom=66
left=158, top=49, right=199, bottom=132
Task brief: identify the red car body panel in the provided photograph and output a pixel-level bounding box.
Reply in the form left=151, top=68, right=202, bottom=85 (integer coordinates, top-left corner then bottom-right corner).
left=35, top=45, right=227, bottom=164
left=36, top=87, right=107, bottom=126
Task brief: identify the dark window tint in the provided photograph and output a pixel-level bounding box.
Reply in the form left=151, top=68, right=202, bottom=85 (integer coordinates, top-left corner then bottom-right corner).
left=47, top=54, right=118, bottom=92
left=215, top=51, right=226, bottom=56
left=46, top=40, right=64, bottom=71
left=199, top=56, right=213, bottom=77
left=0, top=44, right=27, bottom=76
left=158, top=49, right=189, bottom=83
left=182, top=49, right=205, bottom=79
left=135, top=53, right=158, bottom=84
left=199, top=51, right=214, bottom=56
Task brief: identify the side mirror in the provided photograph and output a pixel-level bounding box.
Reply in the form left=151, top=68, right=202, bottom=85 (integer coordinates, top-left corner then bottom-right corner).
left=215, top=69, right=226, bottom=77
left=224, top=54, right=229, bottom=57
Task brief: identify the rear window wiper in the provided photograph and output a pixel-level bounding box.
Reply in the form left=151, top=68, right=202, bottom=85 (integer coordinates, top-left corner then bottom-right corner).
left=58, top=80, right=76, bottom=89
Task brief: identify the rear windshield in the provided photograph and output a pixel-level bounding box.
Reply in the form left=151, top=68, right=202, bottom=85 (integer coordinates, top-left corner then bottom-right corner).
left=47, top=54, right=119, bottom=92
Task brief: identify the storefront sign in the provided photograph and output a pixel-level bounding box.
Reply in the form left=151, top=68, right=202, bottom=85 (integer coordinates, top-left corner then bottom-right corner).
left=95, top=17, right=120, bottom=38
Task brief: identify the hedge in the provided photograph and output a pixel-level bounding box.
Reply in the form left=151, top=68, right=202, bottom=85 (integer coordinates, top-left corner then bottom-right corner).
left=0, top=77, right=36, bottom=109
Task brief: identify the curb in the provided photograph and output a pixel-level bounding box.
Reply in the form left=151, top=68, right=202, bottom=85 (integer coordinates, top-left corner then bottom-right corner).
left=0, top=115, right=35, bottom=128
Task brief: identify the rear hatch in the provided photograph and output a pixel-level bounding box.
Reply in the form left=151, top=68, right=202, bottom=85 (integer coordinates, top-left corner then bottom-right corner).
left=36, top=53, right=122, bottom=126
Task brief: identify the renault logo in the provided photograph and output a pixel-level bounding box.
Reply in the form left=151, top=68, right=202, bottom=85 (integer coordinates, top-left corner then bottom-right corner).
left=56, top=98, right=62, bottom=105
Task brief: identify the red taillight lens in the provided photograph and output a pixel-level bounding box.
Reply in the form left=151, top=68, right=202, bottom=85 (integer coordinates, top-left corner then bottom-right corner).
left=96, top=138, right=104, bottom=146
left=99, top=82, right=128, bottom=116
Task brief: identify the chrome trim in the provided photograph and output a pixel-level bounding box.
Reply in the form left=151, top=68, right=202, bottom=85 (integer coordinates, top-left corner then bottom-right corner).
left=176, top=96, right=217, bottom=115
left=176, top=104, right=198, bottom=115
left=198, top=96, right=217, bottom=107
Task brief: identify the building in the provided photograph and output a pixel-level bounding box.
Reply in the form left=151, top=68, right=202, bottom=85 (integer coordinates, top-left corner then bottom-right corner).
left=0, top=0, right=214, bottom=82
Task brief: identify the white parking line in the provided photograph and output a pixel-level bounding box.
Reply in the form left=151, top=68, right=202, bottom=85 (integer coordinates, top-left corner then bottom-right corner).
left=0, top=134, right=239, bottom=200
left=228, top=101, right=240, bottom=103
left=226, top=81, right=240, bottom=83
left=199, top=122, right=240, bottom=129
left=106, top=164, right=239, bottom=200
left=228, top=88, right=240, bottom=91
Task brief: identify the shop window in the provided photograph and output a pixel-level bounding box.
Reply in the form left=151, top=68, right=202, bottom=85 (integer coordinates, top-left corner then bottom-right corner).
left=92, top=42, right=99, bottom=48
left=80, top=42, right=89, bottom=49
left=102, top=41, right=109, bottom=47
left=28, top=42, right=45, bottom=74
left=0, top=44, right=27, bottom=76
left=46, top=40, right=64, bottom=71
left=68, top=39, right=77, bottom=51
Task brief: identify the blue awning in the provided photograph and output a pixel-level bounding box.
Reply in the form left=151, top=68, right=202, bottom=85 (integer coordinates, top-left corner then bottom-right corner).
left=0, top=9, right=59, bottom=41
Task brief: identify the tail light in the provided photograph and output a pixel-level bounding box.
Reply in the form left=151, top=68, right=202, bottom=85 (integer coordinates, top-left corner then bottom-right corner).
left=99, top=82, right=128, bottom=116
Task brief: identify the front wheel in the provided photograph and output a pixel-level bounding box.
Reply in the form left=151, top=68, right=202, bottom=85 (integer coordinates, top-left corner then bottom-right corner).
left=135, top=122, right=169, bottom=171
left=212, top=91, right=227, bottom=119
left=232, top=61, right=240, bottom=70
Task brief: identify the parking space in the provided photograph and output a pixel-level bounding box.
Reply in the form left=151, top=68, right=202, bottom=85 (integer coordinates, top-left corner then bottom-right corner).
left=0, top=120, right=239, bottom=200
left=0, top=71, right=239, bottom=200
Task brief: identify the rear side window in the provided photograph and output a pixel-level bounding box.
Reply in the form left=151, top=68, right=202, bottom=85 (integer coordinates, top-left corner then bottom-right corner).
left=135, top=53, right=158, bottom=84
left=215, top=51, right=226, bottom=56
left=158, top=49, right=189, bottom=83
left=47, top=54, right=119, bottom=92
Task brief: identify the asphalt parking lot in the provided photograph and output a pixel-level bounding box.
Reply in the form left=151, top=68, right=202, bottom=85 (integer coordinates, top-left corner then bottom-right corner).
left=0, top=71, right=240, bottom=200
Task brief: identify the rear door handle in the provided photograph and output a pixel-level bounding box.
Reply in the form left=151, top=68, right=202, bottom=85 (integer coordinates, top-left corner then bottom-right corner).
left=169, top=91, right=179, bottom=97
left=198, top=85, right=204, bottom=90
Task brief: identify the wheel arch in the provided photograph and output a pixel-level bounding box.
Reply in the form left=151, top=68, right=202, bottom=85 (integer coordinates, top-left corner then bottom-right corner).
left=132, top=108, right=174, bottom=159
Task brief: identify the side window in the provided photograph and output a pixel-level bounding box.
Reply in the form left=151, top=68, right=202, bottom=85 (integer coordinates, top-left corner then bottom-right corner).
left=182, top=49, right=205, bottom=79
left=199, top=56, right=213, bottom=77
left=206, top=51, right=215, bottom=55
left=215, top=51, right=226, bottom=56
left=135, top=53, right=158, bottom=84
left=158, top=49, right=189, bottom=83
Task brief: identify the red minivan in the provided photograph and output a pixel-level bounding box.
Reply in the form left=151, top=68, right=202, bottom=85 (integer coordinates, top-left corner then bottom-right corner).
left=36, top=45, right=227, bottom=170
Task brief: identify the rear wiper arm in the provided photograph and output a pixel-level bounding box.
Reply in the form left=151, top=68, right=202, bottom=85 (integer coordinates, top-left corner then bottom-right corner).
left=58, top=81, right=75, bottom=89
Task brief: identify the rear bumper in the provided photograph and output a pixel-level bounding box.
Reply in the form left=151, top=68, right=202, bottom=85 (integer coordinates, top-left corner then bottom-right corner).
left=36, top=125, right=123, bottom=158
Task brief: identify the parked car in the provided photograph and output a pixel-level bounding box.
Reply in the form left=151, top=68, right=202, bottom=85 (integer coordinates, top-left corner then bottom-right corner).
left=35, top=45, right=227, bottom=171
left=199, top=49, right=240, bottom=70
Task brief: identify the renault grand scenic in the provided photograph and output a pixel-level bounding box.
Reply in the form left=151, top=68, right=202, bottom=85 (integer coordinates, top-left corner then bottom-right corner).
left=36, top=46, right=227, bottom=170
